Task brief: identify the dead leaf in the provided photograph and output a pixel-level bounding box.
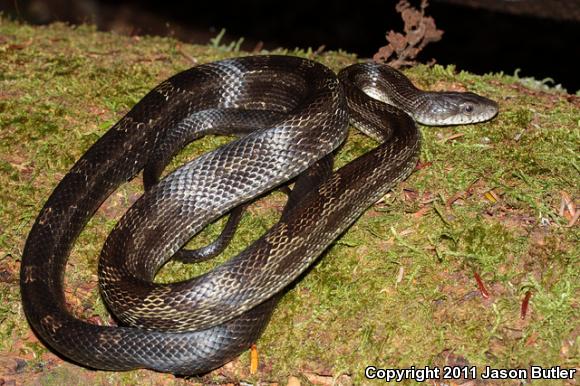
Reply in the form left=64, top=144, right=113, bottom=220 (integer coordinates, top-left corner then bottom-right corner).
left=287, top=376, right=301, bottom=386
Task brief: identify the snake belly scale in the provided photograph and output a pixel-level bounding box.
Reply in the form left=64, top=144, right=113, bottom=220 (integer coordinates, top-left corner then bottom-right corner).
left=20, top=55, right=498, bottom=374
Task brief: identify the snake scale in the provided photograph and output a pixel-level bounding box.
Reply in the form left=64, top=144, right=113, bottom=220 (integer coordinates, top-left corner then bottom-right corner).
left=20, top=55, right=498, bottom=374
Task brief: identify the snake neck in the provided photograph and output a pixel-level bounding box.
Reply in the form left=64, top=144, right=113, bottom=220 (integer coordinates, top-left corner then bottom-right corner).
left=345, top=62, right=498, bottom=126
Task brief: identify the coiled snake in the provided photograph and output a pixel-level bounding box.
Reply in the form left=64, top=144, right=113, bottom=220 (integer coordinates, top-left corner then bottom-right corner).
left=20, top=55, right=498, bottom=374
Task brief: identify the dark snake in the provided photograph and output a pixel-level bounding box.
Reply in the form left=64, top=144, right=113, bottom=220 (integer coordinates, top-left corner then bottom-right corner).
left=20, top=55, right=498, bottom=374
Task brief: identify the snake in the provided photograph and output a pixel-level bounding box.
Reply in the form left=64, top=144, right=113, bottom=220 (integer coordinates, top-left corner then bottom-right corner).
left=20, top=55, right=498, bottom=374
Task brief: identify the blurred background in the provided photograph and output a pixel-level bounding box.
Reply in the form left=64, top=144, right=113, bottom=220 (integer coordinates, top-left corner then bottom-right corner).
left=1, top=0, right=579, bottom=93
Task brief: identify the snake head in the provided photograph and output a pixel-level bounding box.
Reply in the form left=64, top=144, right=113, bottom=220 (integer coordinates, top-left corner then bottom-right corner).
left=415, top=91, right=499, bottom=126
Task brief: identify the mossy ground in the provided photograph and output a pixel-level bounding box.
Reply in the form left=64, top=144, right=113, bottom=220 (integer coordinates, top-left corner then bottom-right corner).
left=0, top=18, right=578, bottom=386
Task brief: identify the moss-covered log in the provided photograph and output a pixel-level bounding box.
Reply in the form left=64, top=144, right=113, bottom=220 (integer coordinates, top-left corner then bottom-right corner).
left=0, top=18, right=578, bottom=385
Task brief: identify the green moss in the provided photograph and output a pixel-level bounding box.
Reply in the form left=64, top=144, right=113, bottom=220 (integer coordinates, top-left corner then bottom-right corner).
left=0, top=16, right=578, bottom=385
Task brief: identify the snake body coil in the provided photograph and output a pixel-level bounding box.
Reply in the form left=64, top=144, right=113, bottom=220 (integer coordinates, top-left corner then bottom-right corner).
left=20, top=55, right=498, bottom=374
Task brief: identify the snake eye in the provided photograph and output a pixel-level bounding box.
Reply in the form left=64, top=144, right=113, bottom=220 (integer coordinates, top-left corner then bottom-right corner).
left=464, top=104, right=474, bottom=113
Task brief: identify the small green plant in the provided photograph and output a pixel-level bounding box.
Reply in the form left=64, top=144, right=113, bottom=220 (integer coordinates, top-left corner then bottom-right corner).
left=209, top=28, right=245, bottom=52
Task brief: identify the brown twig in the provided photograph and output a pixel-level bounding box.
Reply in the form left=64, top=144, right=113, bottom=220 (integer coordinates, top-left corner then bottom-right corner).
left=473, top=271, right=490, bottom=299
left=373, top=0, right=444, bottom=68
left=521, top=291, right=532, bottom=319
